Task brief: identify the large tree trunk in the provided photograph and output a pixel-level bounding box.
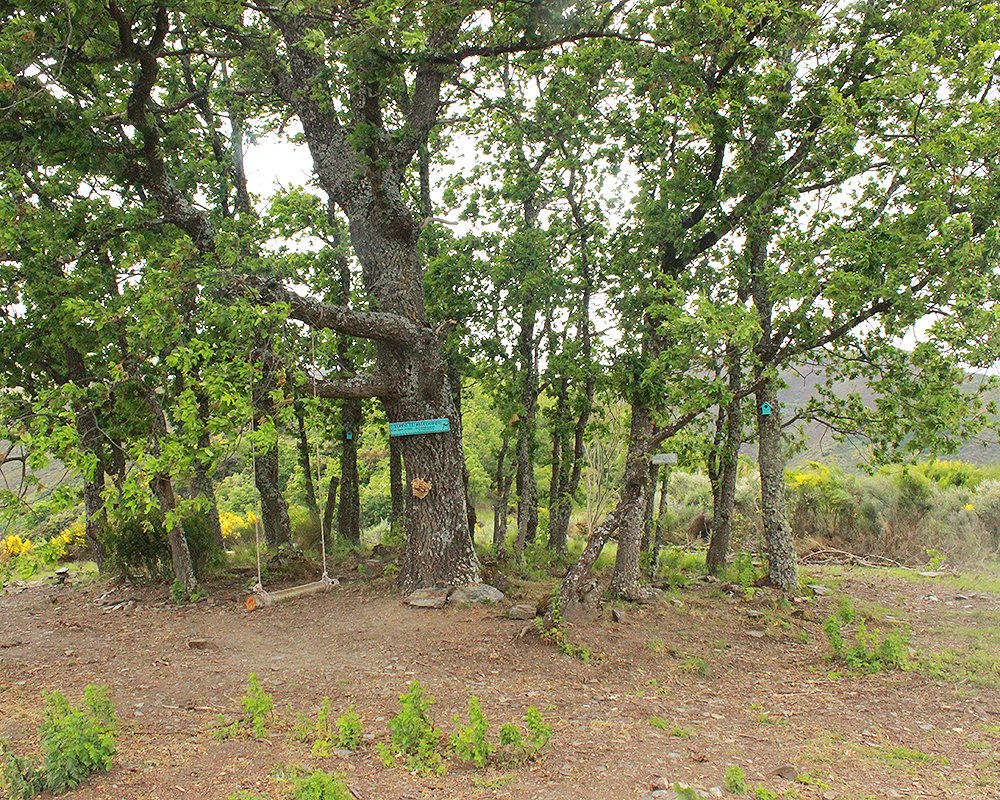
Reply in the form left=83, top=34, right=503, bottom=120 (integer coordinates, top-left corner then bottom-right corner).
left=756, top=376, right=797, bottom=592
left=707, top=347, right=743, bottom=575
left=273, top=17, right=480, bottom=591
left=343, top=210, right=481, bottom=591
left=609, top=403, right=655, bottom=599
left=337, top=399, right=362, bottom=545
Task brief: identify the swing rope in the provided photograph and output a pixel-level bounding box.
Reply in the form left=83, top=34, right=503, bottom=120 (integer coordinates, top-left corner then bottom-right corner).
left=312, top=330, right=333, bottom=586
left=250, top=361, right=264, bottom=595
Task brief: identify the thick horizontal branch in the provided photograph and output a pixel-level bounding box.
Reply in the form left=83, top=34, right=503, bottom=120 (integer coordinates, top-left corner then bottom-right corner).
left=261, top=283, right=426, bottom=347
left=307, top=373, right=398, bottom=400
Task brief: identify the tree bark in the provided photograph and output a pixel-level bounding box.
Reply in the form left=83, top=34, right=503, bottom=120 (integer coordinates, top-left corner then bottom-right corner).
left=513, top=300, right=539, bottom=561
left=553, top=401, right=654, bottom=617
left=609, top=402, right=655, bottom=599
left=337, top=399, right=362, bottom=545
left=389, top=437, right=405, bottom=533
left=491, top=434, right=512, bottom=557
left=756, top=377, right=798, bottom=592
left=707, top=347, right=743, bottom=575
left=253, top=441, right=292, bottom=548
left=323, top=473, right=339, bottom=543
left=251, top=352, right=292, bottom=548
left=294, top=399, right=320, bottom=520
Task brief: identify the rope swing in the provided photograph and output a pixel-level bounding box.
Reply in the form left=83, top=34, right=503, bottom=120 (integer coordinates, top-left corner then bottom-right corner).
left=246, top=340, right=337, bottom=612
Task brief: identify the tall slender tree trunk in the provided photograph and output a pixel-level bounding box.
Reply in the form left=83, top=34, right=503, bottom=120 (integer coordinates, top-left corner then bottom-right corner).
left=294, top=399, right=320, bottom=520
left=513, top=300, right=539, bottom=561
left=193, top=390, right=224, bottom=553
left=323, top=473, right=339, bottom=544
left=337, top=399, right=363, bottom=545
left=609, top=402, right=655, bottom=599
left=640, top=462, right=658, bottom=556
left=553, top=402, right=654, bottom=618
left=251, top=350, right=292, bottom=548
left=707, top=347, right=743, bottom=575
left=72, top=404, right=108, bottom=569
left=254, top=442, right=292, bottom=548
left=756, top=377, right=797, bottom=591
left=492, top=435, right=512, bottom=557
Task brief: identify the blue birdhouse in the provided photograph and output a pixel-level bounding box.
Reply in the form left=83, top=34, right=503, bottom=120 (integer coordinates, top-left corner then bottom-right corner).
left=760, top=402, right=772, bottom=416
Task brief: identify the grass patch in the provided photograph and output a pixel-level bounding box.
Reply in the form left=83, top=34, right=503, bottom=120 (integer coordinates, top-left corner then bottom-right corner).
left=865, top=744, right=949, bottom=770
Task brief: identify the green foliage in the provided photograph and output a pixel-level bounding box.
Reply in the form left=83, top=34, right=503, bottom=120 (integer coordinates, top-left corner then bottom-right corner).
left=496, top=707, right=551, bottom=765
left=752, top=786, right=778, bottom=800
left=335, top=706, right=364, bottom=752
left=385, top=681, right=445, bottom=775
left=39, top=686, right=117, bottom=793
left=724, top=765, right=747, bottom=794
left=13, top=685, right=118, bottom=795
left=241, top=674, right=274, bottom=740
left=451, top=697, right=492, bottom=768
left=823, top=599, right=909, bottom=673
left=290, top=769, right=352, bottom=800
left=1, top=745, right=45, bottom=799
left=537, top=597, right=594, bottom=663
left=787, top=460, right=1000, bottom=565
left=300, top=700, right=364, bottom=756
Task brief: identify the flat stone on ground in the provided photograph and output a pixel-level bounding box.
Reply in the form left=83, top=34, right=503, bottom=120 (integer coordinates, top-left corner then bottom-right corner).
left=449, top=583, right=504, bottom=606
left=405, top=587, right=450, bottom=609
left=508, top=603, right=537, bottom=620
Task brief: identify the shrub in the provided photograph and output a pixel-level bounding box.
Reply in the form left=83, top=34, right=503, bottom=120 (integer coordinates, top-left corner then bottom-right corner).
left=241, top=674, right=274, bottom=739
left=823, top=598, right=908, bottom=673
left=724, top=764, right=747, bottom=794
left=1, top=745, right=45, bottom=799
left=300, top=700, right=363, bottom=756
left=451, top=697, right=492, bottom=767
left=335, top=706, right=363, bottom=751
left=39, top=685, right=117, bottom=794
left=497, top=706, right=551, bottom=764
left=291, top=769, right=352, bottom=800
left=383, top=681, right=445, bottom=775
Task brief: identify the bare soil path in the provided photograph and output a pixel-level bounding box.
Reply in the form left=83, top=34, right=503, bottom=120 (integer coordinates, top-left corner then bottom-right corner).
left=1, top=567, right=997, bottom=800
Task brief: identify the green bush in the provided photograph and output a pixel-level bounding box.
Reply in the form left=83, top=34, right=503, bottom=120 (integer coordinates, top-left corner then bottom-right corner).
left=1, top=745, right=45, bottom=799
left=291, top=769, right=352, bottom=800
left=40, top=685, right=117, bottom=794
left=723, top=764, right=747, bottom=794
left=0, top=686, right=118, bottom=798
left=241, top=674, right=274, bottom=739
left=383, top=681, right=445, bottom=775
left=451, top=697, right=492, bottom=767
left=497, top=706, right=551, bottom=764
left=298, top=699, right=363, bottom=756
left=823, top=598, right=909, bottom=673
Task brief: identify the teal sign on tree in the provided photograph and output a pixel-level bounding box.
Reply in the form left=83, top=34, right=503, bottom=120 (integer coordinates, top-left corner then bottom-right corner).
left=389, top=418, right=452, bottom=437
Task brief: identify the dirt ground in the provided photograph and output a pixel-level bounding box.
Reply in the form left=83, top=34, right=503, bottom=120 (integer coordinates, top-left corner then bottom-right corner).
left=1, top=564, right=998, bottom=800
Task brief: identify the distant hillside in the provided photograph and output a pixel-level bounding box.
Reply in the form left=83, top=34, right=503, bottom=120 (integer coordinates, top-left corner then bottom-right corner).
left=776, top=367, right=1000, bottom=467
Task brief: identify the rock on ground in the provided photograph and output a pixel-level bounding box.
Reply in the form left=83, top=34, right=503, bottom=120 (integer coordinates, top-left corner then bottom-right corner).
left=405, top=587, right=450, bottom=609
left=449, top=583, right=505, bottom=606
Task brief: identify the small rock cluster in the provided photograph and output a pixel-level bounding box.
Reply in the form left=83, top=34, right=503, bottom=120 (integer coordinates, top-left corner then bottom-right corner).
left=404, top=583, right=505, bottom=609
